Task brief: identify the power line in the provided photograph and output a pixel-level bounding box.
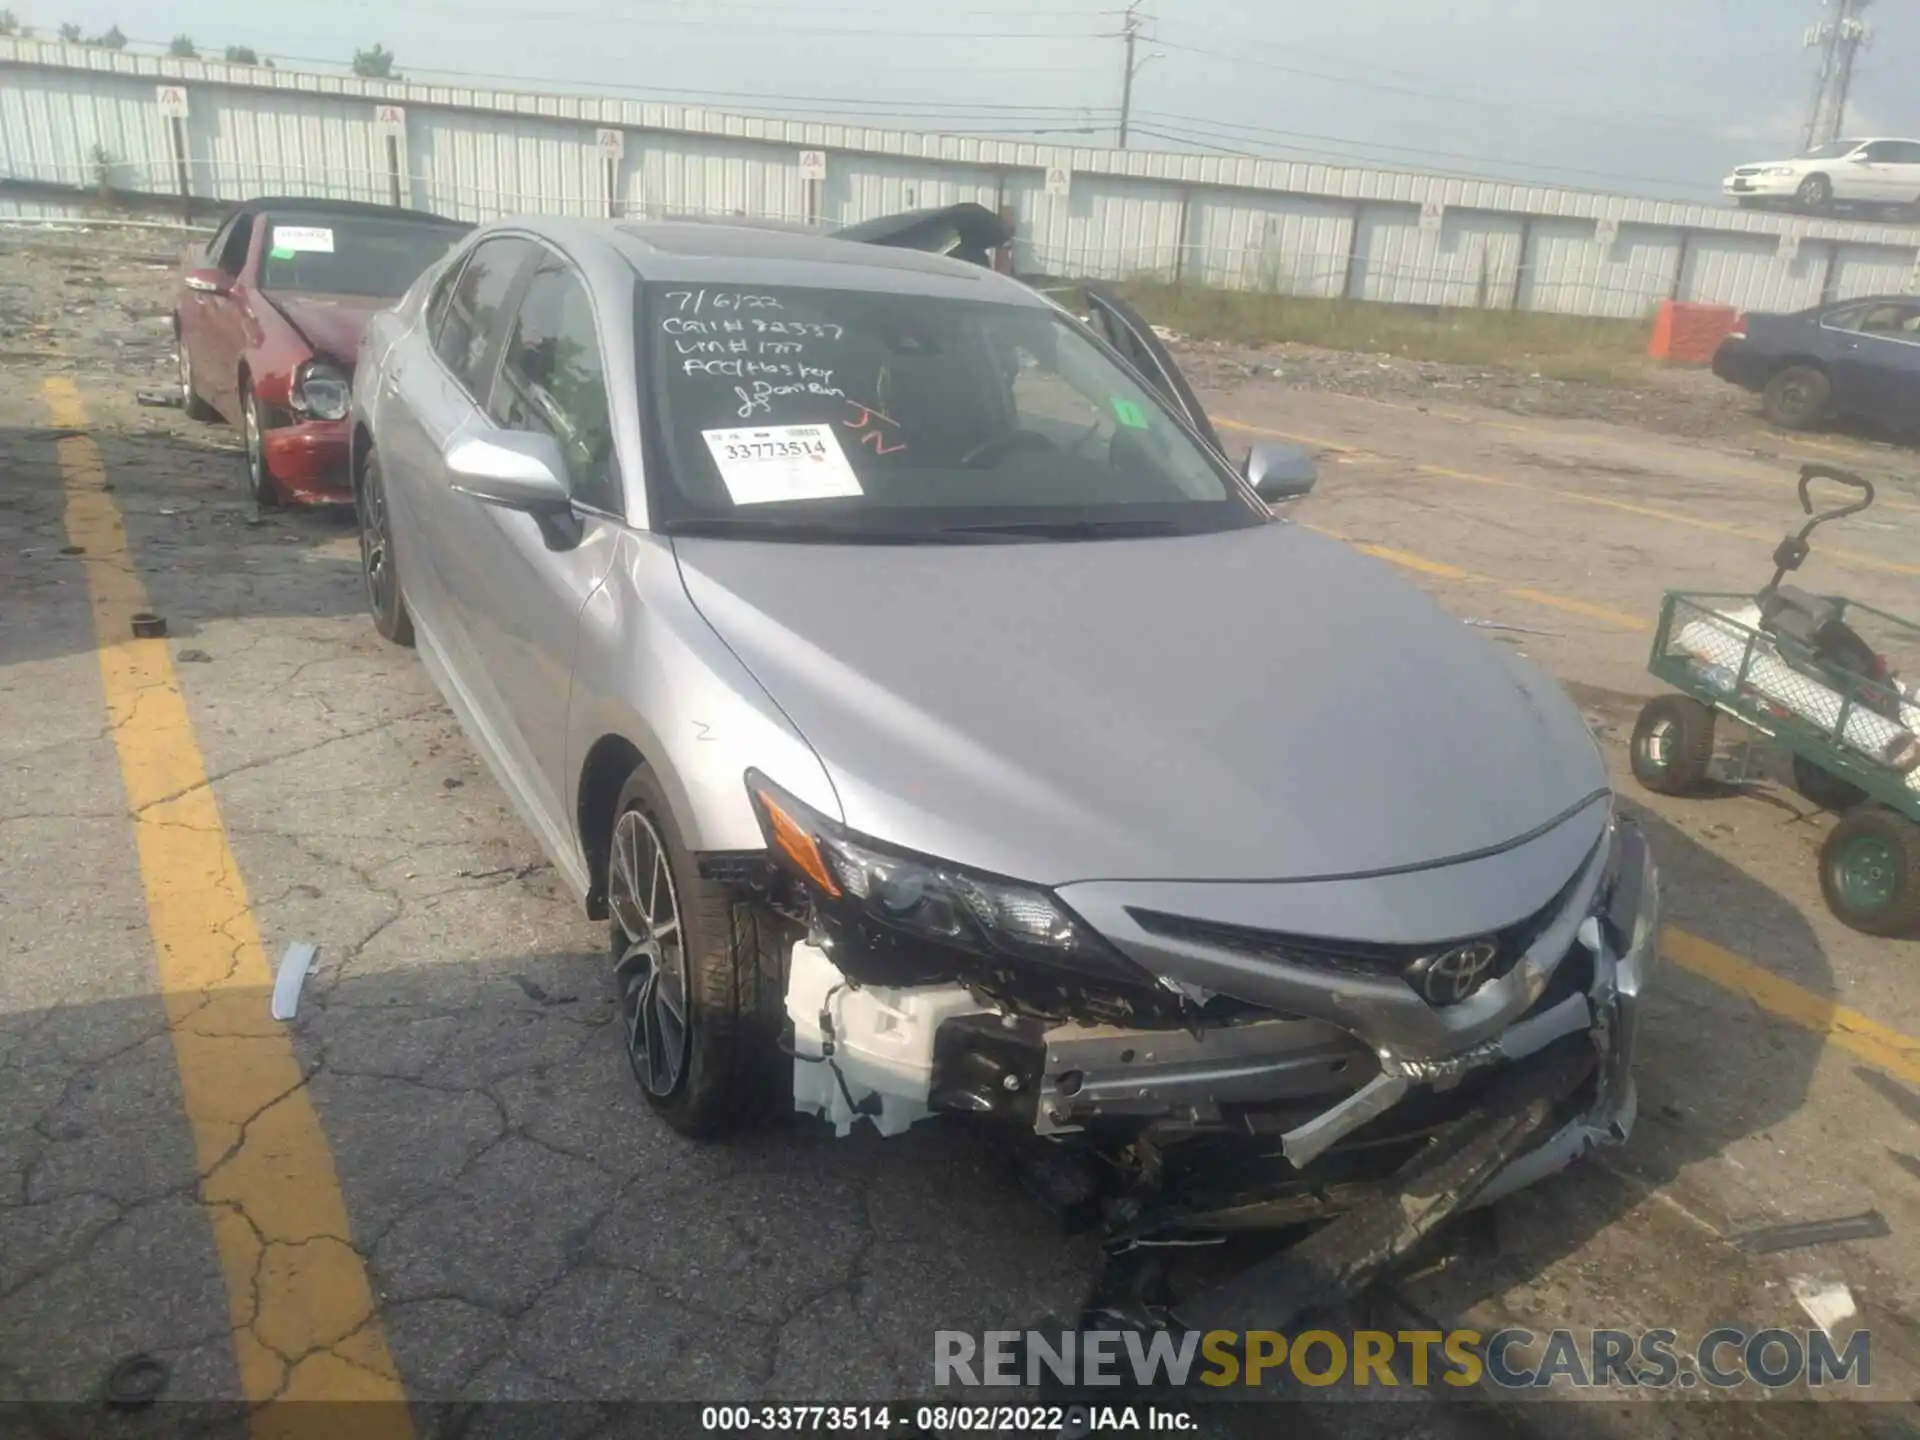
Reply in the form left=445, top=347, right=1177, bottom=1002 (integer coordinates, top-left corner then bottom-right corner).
left=1145, top=32, right=1740, bottom=140
left=102, top=32, right=1117, bottom=123
left=1130, top=111, right=1703, bottom=191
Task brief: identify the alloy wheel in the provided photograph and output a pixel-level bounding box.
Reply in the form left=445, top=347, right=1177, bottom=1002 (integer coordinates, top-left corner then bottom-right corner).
left=243, top=393, right=265, bottom=499
left=610, top=808, right=690, bottom=1098
left=361, top=464, right=394, bottom=615
left=177, top=342, right=194, bottom=409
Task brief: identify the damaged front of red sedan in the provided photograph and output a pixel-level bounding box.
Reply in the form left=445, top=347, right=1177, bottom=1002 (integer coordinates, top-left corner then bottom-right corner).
left=173, top=197, right=471, bottom=506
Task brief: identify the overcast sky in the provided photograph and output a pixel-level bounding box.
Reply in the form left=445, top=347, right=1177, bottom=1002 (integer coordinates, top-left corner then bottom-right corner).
left=22, top=0, right=1920, bottom=199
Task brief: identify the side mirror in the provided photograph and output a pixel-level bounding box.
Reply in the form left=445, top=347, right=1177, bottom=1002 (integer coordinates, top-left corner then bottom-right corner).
left=1245, top=441, right=1318, bottom=502
left=184, top=267, right=232, bottom=296
left=445, top=430, right=572, bottom=514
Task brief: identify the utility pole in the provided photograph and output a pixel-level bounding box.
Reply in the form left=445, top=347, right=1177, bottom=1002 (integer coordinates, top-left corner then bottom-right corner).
left=1118, top=2, right=1141, bottom=149
left=1802, top=0, right=1873, bottom=150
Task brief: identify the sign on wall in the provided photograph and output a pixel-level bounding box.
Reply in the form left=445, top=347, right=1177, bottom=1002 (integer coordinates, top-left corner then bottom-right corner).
left=1044, top=165, right=1072, bottom=198
left=798, top=149, right=828, bottom=181
left=374, top=104, right=406, bottom=137
left=1778, top=230, right=1801, bottom=263
left=155, top=85, right=189, bottom=119
left=1595, top=216, right=1620, bottom=249
left=1418, top=198, right=1444, bottom=235
left=595, top=127, right=625, bottom=159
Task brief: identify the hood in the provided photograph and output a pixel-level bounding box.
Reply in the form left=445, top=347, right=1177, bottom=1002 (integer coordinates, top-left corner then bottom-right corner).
left=675, top=523, right=1608, bottom=887
left=266, top=293, right=387, bottom=367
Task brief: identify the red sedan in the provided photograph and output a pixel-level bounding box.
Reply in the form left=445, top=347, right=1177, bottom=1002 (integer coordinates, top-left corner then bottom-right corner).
left=173, top=197, right=470, bottom=506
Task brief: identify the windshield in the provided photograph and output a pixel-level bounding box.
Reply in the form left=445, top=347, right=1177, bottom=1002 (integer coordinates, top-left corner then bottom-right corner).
left=259, top=215, right=469, bottom=298
left=1800, top=140, right=1863, bottom=160
left=642, top=282, right=1261, bottom=539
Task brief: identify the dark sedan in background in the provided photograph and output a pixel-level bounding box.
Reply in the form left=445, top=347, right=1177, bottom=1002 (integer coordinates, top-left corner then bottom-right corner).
left=174, top=197, right=470, bottom=505
left=1711, top=294, right=1920, bottom=435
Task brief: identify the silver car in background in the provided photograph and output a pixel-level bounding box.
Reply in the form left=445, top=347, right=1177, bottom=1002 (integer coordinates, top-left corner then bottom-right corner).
left=349, top=213, right=1660, bottom=1328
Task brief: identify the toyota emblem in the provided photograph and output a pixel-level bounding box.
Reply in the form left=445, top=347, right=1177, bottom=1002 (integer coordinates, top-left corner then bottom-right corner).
left=1408, top=939, right=1500, bottom=1006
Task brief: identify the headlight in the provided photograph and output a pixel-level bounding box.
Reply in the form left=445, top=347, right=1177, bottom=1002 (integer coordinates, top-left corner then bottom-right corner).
left=746, top=770, right=1146, bottom=982
left=1765, top=166, right=1799, bottom=176
left=292, top=361, right=351, bottom=421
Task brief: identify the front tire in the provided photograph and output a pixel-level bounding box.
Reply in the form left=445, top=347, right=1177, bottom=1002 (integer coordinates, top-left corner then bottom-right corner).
left=1762, top=365, right=1832, bottom=430
left=241, top=382, right=279, bottom=508
left=1631, top=695, right=1716, bottom=796
left=1820, top=807, right=1920, bottom=937
left=358, top=448, right=414, bottom=647
left=1795, top=173, right=1833, bottom=212
left=607, top=766, right=789, bottom=1139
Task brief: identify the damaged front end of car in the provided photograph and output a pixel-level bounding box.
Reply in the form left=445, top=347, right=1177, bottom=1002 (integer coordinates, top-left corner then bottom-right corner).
left=744, top=768, right=1659, bottom=1327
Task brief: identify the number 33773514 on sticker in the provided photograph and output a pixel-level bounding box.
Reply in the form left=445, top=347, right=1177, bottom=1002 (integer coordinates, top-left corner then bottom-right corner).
left=701, top=425, right=864, bottom=506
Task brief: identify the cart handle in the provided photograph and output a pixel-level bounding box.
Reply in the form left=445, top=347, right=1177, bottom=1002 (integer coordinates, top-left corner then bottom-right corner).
left=1797, top=464, right=1875, bottom=524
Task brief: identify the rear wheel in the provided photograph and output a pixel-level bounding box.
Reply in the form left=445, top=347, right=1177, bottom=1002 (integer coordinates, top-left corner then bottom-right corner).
left=1631, top=695, right=1716, bottom=796
left=1820, top=807, right=1920, bottom=936
left=1792, top=752, right=1866, bottom=812
left=358, top=449, right=413, bottom=647
left=607, top=766, right=789, bottom=1139
left=241, top=381, right=279, bottom=507
left=175, top=328, right=218, bottom=422
left=1762, top=365, right=1832, bottom=430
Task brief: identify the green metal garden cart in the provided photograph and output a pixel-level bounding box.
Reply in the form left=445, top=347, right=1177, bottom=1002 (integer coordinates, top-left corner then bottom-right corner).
left=1629, top=466, right=1920, bottom=936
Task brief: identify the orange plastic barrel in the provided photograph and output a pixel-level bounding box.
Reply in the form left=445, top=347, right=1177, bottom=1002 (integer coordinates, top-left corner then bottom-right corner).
left=1648, top=301, right=1741, bottom=365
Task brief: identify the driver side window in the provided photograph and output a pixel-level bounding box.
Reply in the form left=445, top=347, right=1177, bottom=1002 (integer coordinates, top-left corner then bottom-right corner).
left=488, top=263, right=621, bottom=514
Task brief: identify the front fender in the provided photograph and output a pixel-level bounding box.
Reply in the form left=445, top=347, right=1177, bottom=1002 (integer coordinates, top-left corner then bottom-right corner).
left=565, top=529, right=840, bottom=874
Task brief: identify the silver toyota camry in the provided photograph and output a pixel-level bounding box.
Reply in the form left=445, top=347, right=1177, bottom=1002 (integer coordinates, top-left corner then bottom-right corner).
left=350, top=210, right=1660, bottom=1322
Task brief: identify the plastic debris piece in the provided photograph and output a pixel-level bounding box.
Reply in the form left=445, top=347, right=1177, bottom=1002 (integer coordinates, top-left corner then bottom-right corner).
left=1464, top=618, right=1561, bottom=637
left=104, top=1354, right=169, bottom=1409
left=130, top=612, right=167, bottom=638
left=1790, top=1276, right=1857, bottom=1332
left=176, top=648, right=211, bottom=663
left=270, top=941, right=319, bottom=1021
left=135, top=389, right=180, bottom=408
left=1730, top=1209, right=1889, bottom=1255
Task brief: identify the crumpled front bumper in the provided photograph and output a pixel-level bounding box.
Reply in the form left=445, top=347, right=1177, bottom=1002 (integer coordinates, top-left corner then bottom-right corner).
left=1471, top=818, right=1658, bottom=1206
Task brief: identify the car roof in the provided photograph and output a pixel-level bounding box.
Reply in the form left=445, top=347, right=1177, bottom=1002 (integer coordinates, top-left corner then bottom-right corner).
left=234, top=196, right=471, bottom=227
left=492, top=215, right=1042, bottom=305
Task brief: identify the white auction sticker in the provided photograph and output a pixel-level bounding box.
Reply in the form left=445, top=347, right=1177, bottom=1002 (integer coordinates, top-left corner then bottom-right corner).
left=271, top=225, right=335, bottom=254
left=702, top=424, right=863, bottom=506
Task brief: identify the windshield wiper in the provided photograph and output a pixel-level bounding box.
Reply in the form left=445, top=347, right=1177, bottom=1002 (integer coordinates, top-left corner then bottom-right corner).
left=935, top=516, right=1200, bottom=540
left=665, top=516, right=1041, bottom=544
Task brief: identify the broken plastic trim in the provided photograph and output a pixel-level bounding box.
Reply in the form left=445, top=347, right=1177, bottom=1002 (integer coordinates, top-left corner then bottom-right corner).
left=1170, top=1032, right=1597, bottom=1334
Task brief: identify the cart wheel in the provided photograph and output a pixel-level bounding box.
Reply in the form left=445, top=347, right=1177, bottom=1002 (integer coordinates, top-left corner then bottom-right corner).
left=1792, top=752, right=1867, bottom=812
left=1630, top=696, right=1715, bottom=796
left=1820, top=807, right=1920, bottom=937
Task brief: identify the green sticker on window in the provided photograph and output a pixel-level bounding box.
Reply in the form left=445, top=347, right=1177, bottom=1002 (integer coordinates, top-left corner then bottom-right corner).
left=269, top=246, right=295, bottom=260
left=1112, top=397, right=1150, bottom=429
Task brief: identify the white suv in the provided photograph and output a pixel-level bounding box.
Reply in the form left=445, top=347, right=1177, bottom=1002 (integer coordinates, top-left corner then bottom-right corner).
left=1724, top=137, right=1920, bottom=218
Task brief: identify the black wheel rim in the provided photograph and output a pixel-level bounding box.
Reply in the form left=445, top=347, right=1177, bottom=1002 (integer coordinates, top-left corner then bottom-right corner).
left=361, top=465, right=394, bottom=616
left=610, top=808, right=689, bottom=1098
left=1779, top=376, right=1813, bottom=412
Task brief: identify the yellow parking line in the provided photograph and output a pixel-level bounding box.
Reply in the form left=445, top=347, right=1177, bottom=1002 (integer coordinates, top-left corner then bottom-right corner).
left=1664, top=927, right=1920, bottom=1088
left=43, top=379, right=411, bottom=1431
left=1302, top=523, right=1648, bottom=631
left=1220, top=413, right=1920, bottom=579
